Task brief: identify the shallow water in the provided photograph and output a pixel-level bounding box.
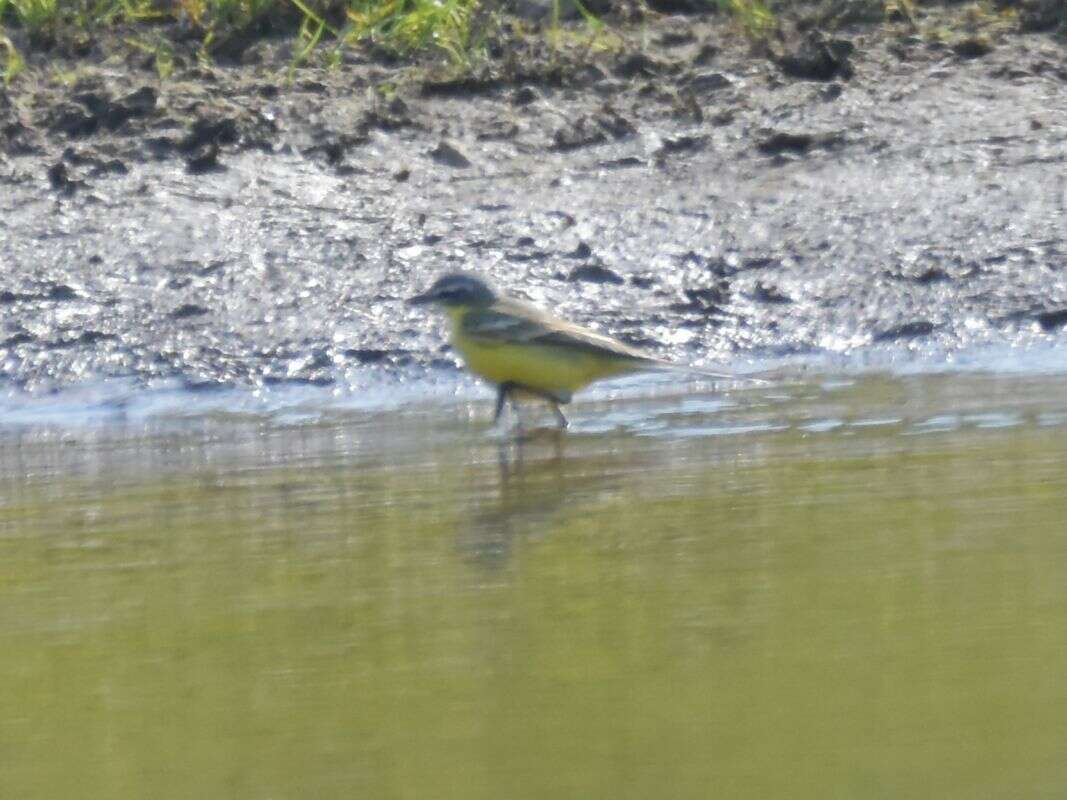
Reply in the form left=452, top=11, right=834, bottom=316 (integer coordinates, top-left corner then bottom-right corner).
left=3, top=369, right=1067, bottom=798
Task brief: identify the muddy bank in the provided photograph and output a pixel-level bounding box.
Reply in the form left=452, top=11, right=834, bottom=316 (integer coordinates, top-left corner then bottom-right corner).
left=1, top=16, right=1066, bottom=394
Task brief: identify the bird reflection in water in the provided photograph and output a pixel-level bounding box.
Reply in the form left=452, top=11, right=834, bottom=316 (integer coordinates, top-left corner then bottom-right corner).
left=456, top=432, right=620, bottom=569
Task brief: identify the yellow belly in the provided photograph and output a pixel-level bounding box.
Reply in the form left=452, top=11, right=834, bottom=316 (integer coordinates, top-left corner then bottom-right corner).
left=450, top=326, right=634, bottom=401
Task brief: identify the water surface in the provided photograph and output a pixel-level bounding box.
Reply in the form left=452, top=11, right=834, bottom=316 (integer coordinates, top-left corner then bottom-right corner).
left=2, top=371, right=1067, bottom=798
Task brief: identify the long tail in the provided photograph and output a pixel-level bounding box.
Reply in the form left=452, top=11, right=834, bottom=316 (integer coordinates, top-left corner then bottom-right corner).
left=639, top=358, right=771, bottom=384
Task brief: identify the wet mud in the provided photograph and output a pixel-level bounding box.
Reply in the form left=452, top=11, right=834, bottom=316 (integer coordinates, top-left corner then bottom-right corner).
left=1, top=16, right=1066, bottom=394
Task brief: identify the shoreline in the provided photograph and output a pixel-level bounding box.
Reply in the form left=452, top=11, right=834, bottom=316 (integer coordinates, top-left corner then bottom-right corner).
left=2, top=10, right=1065, bottom=395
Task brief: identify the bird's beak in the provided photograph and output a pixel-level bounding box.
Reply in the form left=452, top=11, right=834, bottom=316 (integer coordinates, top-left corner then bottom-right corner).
left=408, top=289, right=436, bottom=306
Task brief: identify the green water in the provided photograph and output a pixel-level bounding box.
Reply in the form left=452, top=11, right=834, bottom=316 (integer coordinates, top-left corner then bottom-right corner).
left=2, top=374, right=1067, bottom=798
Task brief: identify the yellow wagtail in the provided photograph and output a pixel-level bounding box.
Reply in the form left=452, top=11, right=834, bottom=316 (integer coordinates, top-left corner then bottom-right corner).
left=409, top=272, right=745, bottom=429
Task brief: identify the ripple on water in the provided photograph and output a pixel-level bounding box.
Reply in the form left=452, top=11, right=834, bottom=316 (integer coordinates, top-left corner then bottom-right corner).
left=1039, top=412, right=1067, bottom=428
left=653, top=422, right=792, bottom=439
left=848, top=417, right=904, bottom=429
left=962, top=412, right=1024, bottom=430
left=909, top=414, right=963, bottom=434
left=799, top=419, right=845, bottom=433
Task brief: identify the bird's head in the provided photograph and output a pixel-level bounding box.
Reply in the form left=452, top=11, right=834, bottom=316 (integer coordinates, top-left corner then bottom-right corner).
left=408, top=273, right=497, bottom=309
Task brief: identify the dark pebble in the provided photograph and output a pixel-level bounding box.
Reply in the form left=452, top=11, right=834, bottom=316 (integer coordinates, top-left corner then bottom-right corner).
left=51, top=106, right=99, bottom=138
left=47, top=161, right=82, bottom=194
left=118, top=86, right=158, bottom=118
left=757, top=130, right=845, bottom=155
left=2, top=332, right=34, bottom=346
left=552, top=117, right=607, bottom=151
left=685, top=284, right=730, bottom=309
left=873, top=320, right=937, bottom=342
left=77, top=330, right=117, bottom=344
left=656, top=134, right=707, bottom=158
left=614, top=52, right=666, bottom=79
left=171, top=303, right=210, bottom=319
left=1036, top=309, right=1067, bottom=332
left=180, top=117, right=239, bottom=153
left=953, top=37, right=994, bottom=59
left=567, top=242, right=593, bottom=260
left=569, top=265, right=624, bottom=285
left=752, top=282, right=792, bottom=304
left=646, top=0, right=709, bottom=13
left=915, top=267, right=950, bottom=284
left=688, top=71, right=732, bottom=93
left=48, top=284, right=79, bottom=301
left=345, top=348, right=390, bottom=364
left=777, top=33, right=854, bottom=82
left=185, top=143, right=225, bottom=174
left=429, top=139, right=471, bottom=168
left=512, top=86, right=540, bottom=106
left=89, top=159, right=128, bottom=177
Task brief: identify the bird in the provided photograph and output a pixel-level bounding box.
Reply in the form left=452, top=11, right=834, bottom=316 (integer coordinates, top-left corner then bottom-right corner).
left=409, top=272, right=746, bottom=430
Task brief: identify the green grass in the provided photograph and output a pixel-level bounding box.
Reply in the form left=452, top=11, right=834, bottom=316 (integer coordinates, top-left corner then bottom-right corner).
left=0, top=0, right=1040, bottom=83
left=0, top=0, right=772, bottom=79
left=0, top=0, right=482, bottom=67
left=719, top=0, right=775, bottom=35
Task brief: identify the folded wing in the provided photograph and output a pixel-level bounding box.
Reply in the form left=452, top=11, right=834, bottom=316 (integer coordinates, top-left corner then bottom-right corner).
left=462, top=299, right=656, bottom=364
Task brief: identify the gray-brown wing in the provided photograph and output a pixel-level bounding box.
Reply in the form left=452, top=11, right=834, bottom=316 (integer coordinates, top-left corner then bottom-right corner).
left=462, top=299, right=658, bottom=364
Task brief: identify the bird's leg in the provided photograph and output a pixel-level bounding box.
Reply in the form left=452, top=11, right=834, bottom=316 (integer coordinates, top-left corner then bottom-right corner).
left=512, top=384, right=569, bottom=433
left=493, top=382, right=515, bottom=426
left=550, top=401, right=569, bottom=430
left=507, top=388, right=526, bottom=436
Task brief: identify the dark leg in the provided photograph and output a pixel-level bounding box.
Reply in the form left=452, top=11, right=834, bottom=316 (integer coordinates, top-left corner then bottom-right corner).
left=508, top=389, right=525, bottom=435
left=508, top=384, right=569, bottom=432
left=494, top=382, right=515, bottom=425
left=550, top=401, right=569, bottom=430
